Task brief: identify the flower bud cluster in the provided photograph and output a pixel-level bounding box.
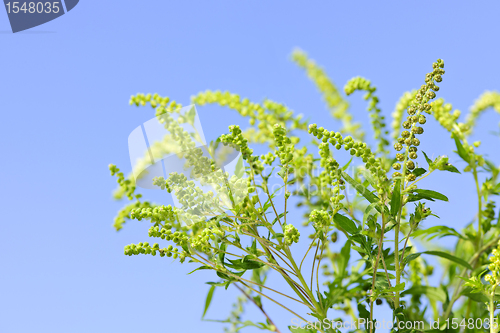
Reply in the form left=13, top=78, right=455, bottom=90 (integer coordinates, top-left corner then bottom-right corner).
left=238, top=195, right=261, bottom=220
left=145, top=220, right=190, bottom=252
left=344, top=77, right=388, bottom=153
left=485, top=241, right=500, bottom=286
left=130, top=205, right=176, bottom=223
left=430, top=98, right=464, bottom=132
left=392, top=91, right=417, bottom=141
left=308, top=125, right=343, bottom=210
left=309, top=124, right=384, bottom=179
left=284, top=224, right=300, bottom=245
left=164, top=173, right=223, bottom=225
left=189, top=220, right=226, bottom=253
left=156, top=112, right=214, bottom=181
left=309, top=209, right=331, bottom=229
left=124, top=243, right=186, bottom=262
left=260, top=152, right=276, bottom=165
left=393, top=59, right=445, bottom=181
left=152, top=177, right=171, bottom=192
left=192, top=90, right=307, bottom=146
left=220, top=125, right=263, bottom=173
left=129, top=93, right=182, bottom=116
left=466, top=91, right=500, bottom=135
left=292, top=49, right=363, bottom=140
left=272, top=124, right=295, bottom=166
left=113, top=201, right=152, bottom=231
left=109, top=164, right=137, bottom=200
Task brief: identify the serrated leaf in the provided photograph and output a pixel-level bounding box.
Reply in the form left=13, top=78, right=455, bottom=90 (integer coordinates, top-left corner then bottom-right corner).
left=333, top=213, right=358, bottom=234
left=357, top=303, right=370, bottom=322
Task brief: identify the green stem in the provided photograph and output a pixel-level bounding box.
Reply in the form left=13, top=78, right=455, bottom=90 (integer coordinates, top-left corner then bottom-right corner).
left=394, top=223, right=401, bottom=309
left=473, top=167, right=483, bottom=250
left=491, top=285, right=497, bottom=333
left=282, top=246, right=334, bottom=331
left=370, top=213, right=388, bottom=332
left=234, top=284, right=282, bottom=333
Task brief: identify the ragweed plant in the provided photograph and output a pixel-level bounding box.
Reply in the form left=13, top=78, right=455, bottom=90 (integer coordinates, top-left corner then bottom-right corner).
left=110, top=51, right=500, bottom=333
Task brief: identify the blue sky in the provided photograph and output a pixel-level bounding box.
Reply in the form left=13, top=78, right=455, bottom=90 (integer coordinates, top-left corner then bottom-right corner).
left=1, top=1, right=500, bottom=333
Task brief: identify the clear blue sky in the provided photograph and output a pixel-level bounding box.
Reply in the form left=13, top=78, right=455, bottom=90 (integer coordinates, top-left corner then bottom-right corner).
left=1, top=1, right=500, bottom=333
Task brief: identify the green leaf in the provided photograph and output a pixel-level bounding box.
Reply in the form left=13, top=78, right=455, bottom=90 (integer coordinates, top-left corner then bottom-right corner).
left=339, top=240, right=351, bottom=274
left=226, top=256, right=265, bottom=270
left=202, top=285, right=216, bottom=319
left=216, top=269, right=245, bottom=282
left=425, top=250, right=472, bottom=270
left=289, top=327, right=318, bottom=333
left=234, top=155, right=245, bottom=178
left=437, top=162, right=461, bottom=174
left=333, top=213, right=358, bottom=234
left=271, top=212, right=286, bottom=226
left=412, top=225, right=465, bottom=241
left=206, top=281, right=228, bottom=287
left=188, top=266, right=212, bottom=275
left=402, top=252, right=422, bottom=265
left=409, top=189, right=449, bottom=202
left=342, top=157, right=354, bottom=171
left=361, top=168, right=378, bottom=189
left=341, top=171, right=381, bottom=207
left=184, top=106, right=197, bottom=126
left=374, top=275, right=390, bottom=291
left=402, top=285, right=446, bottom=303
left=363, top=202, right=379, bottom=229
left=422, top=151, right=433, bottom=166
left=277, top=167, right=287, bottom=179
left=357, top=303, right=370, bottom=322
left=383, top=282, right=405, bottom=294
left=271, top=233, right=284, bottom=239
left=452, top=132, right=470, bottom=164
left=390, top=179, right=401, bottom=218
left=405, top=251, right=472, bottom=270
left=412, top=168, right=427, bottom=177
left=461, top=290, right=489, bottom=303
